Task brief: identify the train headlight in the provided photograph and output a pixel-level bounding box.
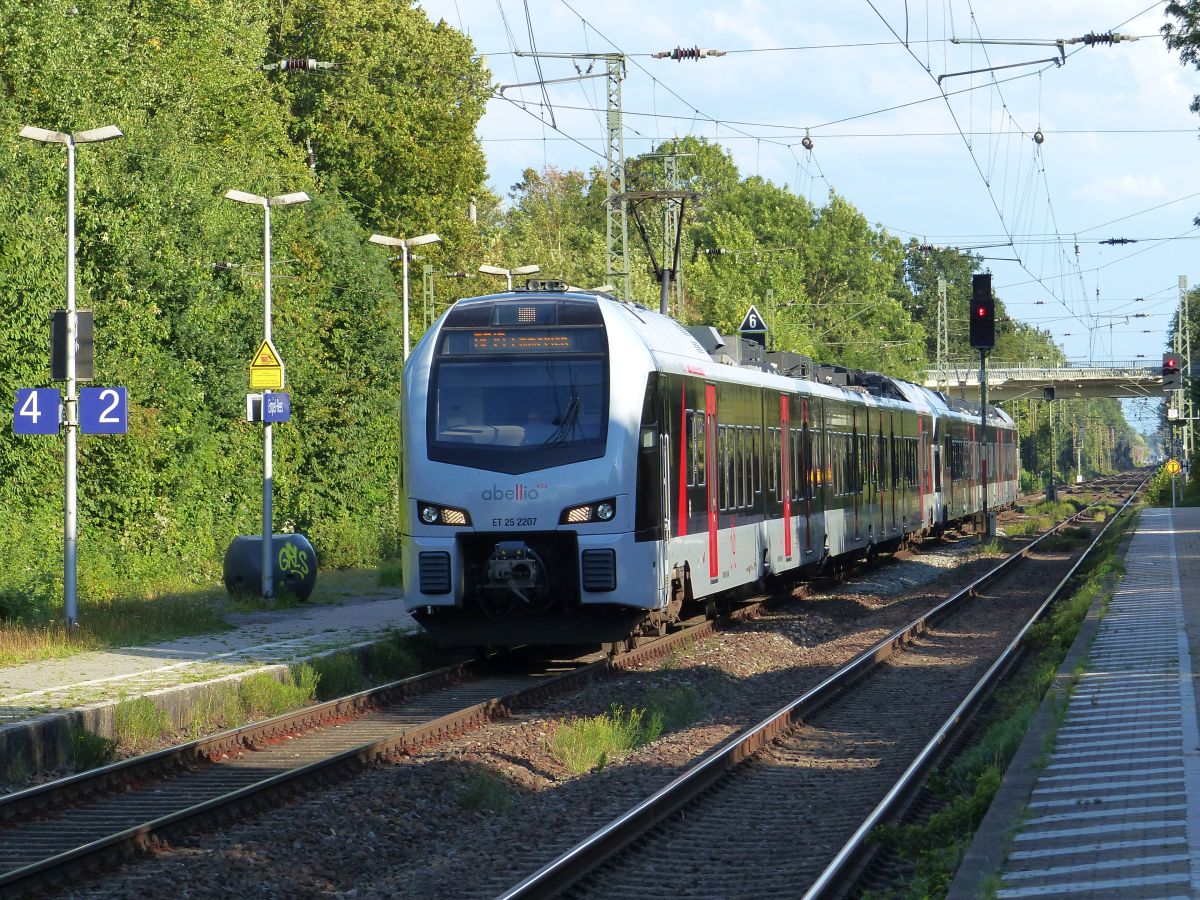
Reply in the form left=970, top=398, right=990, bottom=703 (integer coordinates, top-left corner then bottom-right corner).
left=564, top=505, right=592, bottom=524
left=417, top=501, right=472, bottom=527
left=559, top=498, right=617, bottom=524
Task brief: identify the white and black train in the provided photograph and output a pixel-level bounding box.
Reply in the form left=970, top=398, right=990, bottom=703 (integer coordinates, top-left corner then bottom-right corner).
left=401, top=282, right=1019, bottom=646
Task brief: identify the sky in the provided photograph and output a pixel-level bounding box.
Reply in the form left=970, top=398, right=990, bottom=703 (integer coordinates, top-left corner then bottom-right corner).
left=416, top=0, right=1200, bottom=430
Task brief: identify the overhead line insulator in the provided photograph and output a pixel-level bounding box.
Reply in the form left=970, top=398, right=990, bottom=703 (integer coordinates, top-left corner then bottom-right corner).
left=652, top=46, right=726, bottom=61
left=262, top=58, right=337, bottom=72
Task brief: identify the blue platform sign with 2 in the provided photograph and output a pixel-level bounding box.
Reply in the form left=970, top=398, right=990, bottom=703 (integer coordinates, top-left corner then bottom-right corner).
left=80, top=387, right=128, bottom=435
left=13, top=388, right=62, bottom=435
left=263, top=392, right=291, bottom=423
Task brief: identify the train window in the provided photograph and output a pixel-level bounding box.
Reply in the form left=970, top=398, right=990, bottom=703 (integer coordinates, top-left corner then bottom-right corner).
left=801, top=422, right=811, bottom=501
left=734, top=427, right=744, bottom=508
left=739, top=427, right=748, bottom=501
left=768, top=427, right=779, bottom=499
left=878, top=432, right=888, bottom=494
left=722, top=427, right=732, bottom=511
left=427, top=357, right=607, bottom=475
left=855, top=431, right=864, bottom=495
left=791, top=425, right=801, bottom=502
left=724, top=427, right=734, bottom=511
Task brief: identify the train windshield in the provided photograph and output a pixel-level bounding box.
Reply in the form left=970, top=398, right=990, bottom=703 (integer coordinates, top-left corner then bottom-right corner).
left=428, top=356, right=608, bottom=474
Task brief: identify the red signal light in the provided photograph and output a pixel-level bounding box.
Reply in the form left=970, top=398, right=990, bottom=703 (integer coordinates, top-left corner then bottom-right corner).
left=977, top=306, right=986, bottom=317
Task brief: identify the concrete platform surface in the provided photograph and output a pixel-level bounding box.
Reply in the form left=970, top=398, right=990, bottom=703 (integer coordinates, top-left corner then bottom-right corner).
left=951, top=507, right=1200, bottom=898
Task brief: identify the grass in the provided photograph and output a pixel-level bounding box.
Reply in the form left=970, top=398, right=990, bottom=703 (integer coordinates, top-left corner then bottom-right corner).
left=548, top=683, right=709, bottom=774
left=863, top=514, right=1131, bottom=898
left=114, top=696, right=173, bottom=752
left=68, top=722, right=117, bottom=772
left=238, top=665, right=320, bottom=719
left=457, top=770, right=515, bottom=813
left=549, top=705, right=655, bottom=773
left=378, top=558, right=403, bottom=588
left=311, top=652, right=366, bottom=700
left=0, top=567, right=402, bottom=668
left=3, top=629, right=451, bottom=788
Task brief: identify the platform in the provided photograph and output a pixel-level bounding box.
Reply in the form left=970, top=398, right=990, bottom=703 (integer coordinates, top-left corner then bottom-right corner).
left=951, top=507, right=1200, bottom=898
left=0, top=591, right=417, bottom=777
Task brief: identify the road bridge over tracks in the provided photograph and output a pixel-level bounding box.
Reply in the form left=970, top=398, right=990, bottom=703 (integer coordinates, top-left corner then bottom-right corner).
left=924, top=359, right=1164, bottom=403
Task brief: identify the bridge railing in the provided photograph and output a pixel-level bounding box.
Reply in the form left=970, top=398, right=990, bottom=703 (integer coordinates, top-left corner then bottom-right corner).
left=924, top=360, right=1160, bottom=381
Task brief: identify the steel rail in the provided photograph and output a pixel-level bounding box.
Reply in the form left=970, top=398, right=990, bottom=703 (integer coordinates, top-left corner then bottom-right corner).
left=497, top=474, right=1144, bottom=900
left=0, top=656, right=475, bottom=826
left=0, top=613, right=730, bottom=896
left=802, top=473, right=1147, bottom=898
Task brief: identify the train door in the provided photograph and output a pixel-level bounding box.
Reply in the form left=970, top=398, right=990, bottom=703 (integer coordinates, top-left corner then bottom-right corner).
left=888, top=415, right=897, bottom=534
left=877, top=411, right=886, bottom=541
left=852, top=409, right=861, bottom=541
left=705, top=384, right=719, bottom=581
left=944, top=429, right=954, bottom=518
left=917, top=416, right=926, bottom=530
left=781, top=395, right=793, bottom=561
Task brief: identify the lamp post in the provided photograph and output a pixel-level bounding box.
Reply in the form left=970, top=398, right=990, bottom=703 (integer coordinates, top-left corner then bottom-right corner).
left=368, top=232, right=441, bottom=360
left=478, top=263, right=540, bottom=291
left=19, top=124, right=122, bottom=629
left=223, top=188, right=310, bottom=599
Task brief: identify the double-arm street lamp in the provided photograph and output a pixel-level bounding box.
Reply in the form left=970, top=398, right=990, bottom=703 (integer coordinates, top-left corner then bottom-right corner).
left=223, top=188, right=310, bottom=599
left=368, top=232, right=441, bottom=361
left=19, top=123, right=123, bottom=628
left=479, top=263, right=540, bottom=291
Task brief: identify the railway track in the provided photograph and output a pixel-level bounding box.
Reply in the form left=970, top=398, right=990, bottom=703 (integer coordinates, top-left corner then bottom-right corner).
left=496, top=472, right=1145, bottom=899
left=0, top=600, right=764, bottom=895
left=0, top=473, right=1141, bottom=897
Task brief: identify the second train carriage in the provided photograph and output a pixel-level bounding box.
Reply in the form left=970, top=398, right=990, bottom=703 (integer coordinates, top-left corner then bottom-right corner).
left=402, top=283, right=1018, bottom=646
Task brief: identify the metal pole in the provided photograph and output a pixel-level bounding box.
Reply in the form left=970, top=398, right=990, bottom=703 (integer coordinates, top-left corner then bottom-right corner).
left=659, top=267, right=670, bottom=316
left=506, top=270, right=513, bottom=291
left=980, top=348, right=988, bottom=534
left=423, top=263, right=433, bottom=328
left=64, top=138, right=78, bottom=628
left=1049, top=400, right=1056, bottom=494
left=1182, top=276, right=1192, bottom=466
left=262, top=202, right=274, bottom=599
left=402, top=243, right=411, bottom=360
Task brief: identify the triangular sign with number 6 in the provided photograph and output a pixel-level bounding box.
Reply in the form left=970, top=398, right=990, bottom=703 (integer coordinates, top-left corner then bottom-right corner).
left=739, top=305, right=767, bottom=334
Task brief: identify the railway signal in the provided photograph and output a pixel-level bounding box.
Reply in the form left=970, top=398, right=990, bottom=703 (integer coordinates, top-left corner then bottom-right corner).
left=1163, top=353, right=1184, bottom=391
left=969, top=274, right=995, bottom=350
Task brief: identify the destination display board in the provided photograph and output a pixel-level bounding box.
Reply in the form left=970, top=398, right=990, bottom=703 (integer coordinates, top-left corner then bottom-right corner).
left=441, top=327, right=604, bottom=355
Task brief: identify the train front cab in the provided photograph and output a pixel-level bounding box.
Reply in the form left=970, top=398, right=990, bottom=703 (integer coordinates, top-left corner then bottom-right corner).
left=401, top=293, right=668, bottom=645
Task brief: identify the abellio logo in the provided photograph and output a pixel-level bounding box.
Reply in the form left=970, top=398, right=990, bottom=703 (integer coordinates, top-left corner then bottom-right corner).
left=482, top=482, right=547, bottom=501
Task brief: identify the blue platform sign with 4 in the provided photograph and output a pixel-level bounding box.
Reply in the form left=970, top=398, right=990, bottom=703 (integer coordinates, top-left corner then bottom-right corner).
left=79, top=387, right=128, bottom=435
left=13, top=388, right=62, bottom=435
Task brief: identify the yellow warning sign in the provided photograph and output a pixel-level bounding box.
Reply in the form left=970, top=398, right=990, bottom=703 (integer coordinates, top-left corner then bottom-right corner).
left=1166, top=458, right=1182, bottom=476
left=249, top=339, right=285, bottom=390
